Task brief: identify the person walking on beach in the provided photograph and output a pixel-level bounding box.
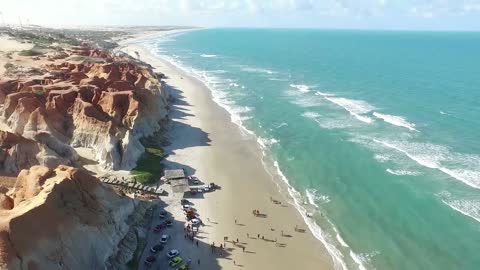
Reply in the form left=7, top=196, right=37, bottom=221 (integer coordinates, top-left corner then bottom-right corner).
left=247, top=233, right=249, bottom=238
left=242, top=246, right=245, bottom=252
left=257, top=234, right=260, bottom=239
left=235, top=218, right=237, bottom=224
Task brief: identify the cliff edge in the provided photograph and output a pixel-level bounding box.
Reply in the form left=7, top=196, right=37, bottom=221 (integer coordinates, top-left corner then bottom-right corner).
left=0, top=165, right=140, bottom=270
left=0, top=45, right=169, bottom=174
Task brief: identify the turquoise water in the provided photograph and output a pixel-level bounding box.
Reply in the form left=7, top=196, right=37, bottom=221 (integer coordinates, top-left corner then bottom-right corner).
left=145, top=29, right=480, bottom=270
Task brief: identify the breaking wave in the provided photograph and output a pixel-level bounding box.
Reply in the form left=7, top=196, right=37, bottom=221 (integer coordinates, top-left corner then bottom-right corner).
left=439, top=191, right=480, bottom=223
left=290, top=84, right=312, bottom=93
left=200, top=54, right=217, bottom=58
left=324, top=97, right=375, bottom=124
left=373, top=112, right=417, bottom=131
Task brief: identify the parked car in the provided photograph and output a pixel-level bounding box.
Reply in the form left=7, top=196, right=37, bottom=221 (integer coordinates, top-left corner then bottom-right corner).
left=188, top=176, right=201, bottom=185
left=209, top=182, right=220, bottom=190
left=159, top=210, right=167, bottom=219
left=180, top=199, right=190, bottom=205
left=191, top=218, right=201, bottom=227
left=153, top=224, right=163, bottom=233
left=167, top=249, right=180, bottom=258
left=166, top=220, right=173, bottom=227
left=144, top=255, right=156, bottom=266
left=169, top=256, right=183, bottom=267
left=150, top=244, right=164, bottom=253
left=179, top=264, right=189, bottom=270
left=160, top=234, right=170, bottom=244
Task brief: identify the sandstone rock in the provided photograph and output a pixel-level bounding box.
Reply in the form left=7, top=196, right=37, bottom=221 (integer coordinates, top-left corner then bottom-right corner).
left=0, top=194, right=13, bottom=210
left=0, top=46, right=169, bottom=173
left=0, top=165, right=137, bottom=270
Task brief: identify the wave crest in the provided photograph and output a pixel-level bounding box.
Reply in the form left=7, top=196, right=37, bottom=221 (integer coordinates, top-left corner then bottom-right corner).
left=373, top=112, right=417, bottom=131
left=324, top=97, right=375, bottom=124
left=200, top=54, right=217, bottom=58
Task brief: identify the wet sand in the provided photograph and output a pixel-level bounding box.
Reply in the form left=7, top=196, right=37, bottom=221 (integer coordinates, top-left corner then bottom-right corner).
left=120, top=33, right=334, bottom=270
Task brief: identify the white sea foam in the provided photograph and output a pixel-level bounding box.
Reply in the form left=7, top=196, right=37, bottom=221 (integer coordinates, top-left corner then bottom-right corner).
left=275, top=122, right=288, bottom=129
left=290, top=96, right=324, bottom=108
left=439, top=192, right=480, bottom=223
left=200, top=54, right=217, bottom=58
left=315, top=91, right=334, bottom=96
left=306, top=189, right=318, bottom=207
left=386, top=168, right=421, bottom=176
left=257, top=137, right=280, bottom=148
left=271, top=161, right=350, bottom=270
left=351, top=251, right=380, bottom=270
left=316, top=117, right=356, bottom=130
left=210, top=70, right=228, bottom=74
left=302, top=111, right=351, bottom=130
left=324, top=97, right=375, bottom=124
left=149, top=48, right=256, bottom=137
left=268, top=77, right=288, bottom=81
left=290, top=84, right=311, bottom=93
left=374, top=139, right=480, bottom=190
left=306, top=189, right=331, bottom=206
left=230, top=106, right=253, bottom=114
left=373, top=112, right=417, bottom=131
left=229, top=82, right=241, bottom=87
left=336, top=233, right=349, bottom=248
left=374, top=154, right=392, bottom=163
left=241, top=66, right=276, bottom=74
left=302, top=111, right=321, bottom=119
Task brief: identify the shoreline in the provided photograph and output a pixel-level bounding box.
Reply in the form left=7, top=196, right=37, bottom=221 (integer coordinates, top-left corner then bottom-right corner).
left=120, top=31, right=335, bottom=270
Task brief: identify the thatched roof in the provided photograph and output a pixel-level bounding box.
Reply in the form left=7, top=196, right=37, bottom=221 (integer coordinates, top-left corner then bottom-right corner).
left=164, top=169, right=186, bottom=180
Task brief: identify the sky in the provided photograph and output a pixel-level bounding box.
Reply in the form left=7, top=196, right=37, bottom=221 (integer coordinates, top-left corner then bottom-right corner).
left=0, top=0, right=479, bottom=31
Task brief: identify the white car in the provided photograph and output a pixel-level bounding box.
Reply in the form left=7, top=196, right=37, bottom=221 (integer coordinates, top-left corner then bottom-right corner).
left=167, top=249, right=180, bottom=258
left=160, top=234, right=169, bottom=244
left=191, top=218, right=201, bottom=226
left=188, top=176, right=201, bottom=184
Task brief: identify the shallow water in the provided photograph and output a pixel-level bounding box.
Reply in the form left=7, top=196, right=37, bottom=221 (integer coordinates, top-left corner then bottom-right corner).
left=144, top=29, right=480, bottom=270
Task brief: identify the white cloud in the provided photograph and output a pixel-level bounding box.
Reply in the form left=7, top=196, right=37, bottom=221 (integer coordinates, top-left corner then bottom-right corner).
left=0, top=0, right=479, bottom=29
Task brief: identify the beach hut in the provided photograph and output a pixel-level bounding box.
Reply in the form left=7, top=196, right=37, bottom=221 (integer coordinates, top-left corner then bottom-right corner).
left=164, top=169, right=190, bottom=194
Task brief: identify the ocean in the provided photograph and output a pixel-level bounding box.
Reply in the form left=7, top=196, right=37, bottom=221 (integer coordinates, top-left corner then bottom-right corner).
left=144, top=28, right=480, bottom=270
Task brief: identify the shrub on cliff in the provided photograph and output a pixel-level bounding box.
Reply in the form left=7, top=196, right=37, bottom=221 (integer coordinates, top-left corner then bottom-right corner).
left=131, top=147, right=165, bottom=184
left=18, top=49, right=44, bottom=56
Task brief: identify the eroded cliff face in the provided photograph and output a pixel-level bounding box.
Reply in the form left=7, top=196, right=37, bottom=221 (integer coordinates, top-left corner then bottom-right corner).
left=0, top=165, right=138, bottom=270
left=0, top=46, right=168, bottom=173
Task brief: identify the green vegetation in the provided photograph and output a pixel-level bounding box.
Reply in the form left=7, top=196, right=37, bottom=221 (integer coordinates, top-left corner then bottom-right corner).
left=14, top=31, right=81, bottom=47
left=4, top=63, right=14, bottom=70
left=126, top=204, right=155, bottom=270
left=130, top=137, right=166, bottom=184
left=126, top=233, right=145, bottom=270
left=18, top=49, right=44, bottom=56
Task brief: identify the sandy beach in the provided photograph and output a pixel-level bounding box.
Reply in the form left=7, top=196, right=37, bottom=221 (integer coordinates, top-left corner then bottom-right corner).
left=120, top=32, right=334, bottom=270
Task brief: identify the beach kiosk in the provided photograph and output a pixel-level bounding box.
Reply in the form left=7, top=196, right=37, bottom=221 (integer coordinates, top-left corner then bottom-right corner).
left=165, top=169, right=190, bottom=194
